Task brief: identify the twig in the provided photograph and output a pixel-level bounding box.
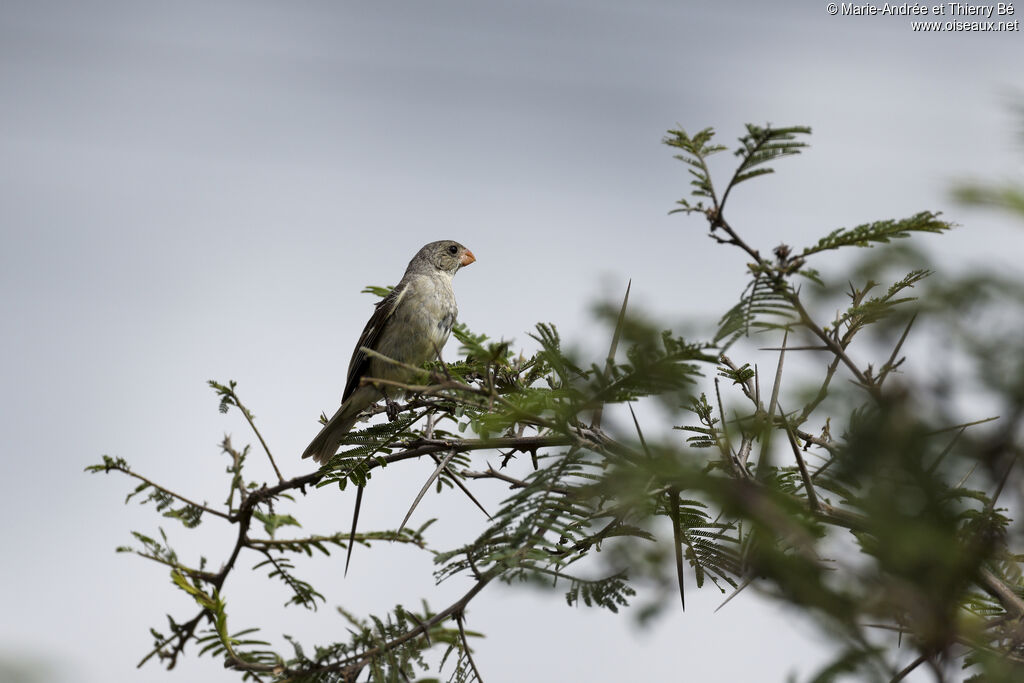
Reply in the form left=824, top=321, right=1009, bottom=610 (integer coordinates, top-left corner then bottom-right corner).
left=460, top=466, right=575, bottom=495
left=136, top=613, right=204, bottom=668
left=455, top=612, right=484, bottom=683
left=713, top=379, right=745, bottom=477
left=247, top=530, right=426, bottom=550
left=890, top=653, right=928, bottom=682
left=708, top=214, right=763, bottom=265
left=784, top=421, right=819, bottom=511
left=719, top=355, right=757, bottom=404
left=220, top=436, right=246, bottom=511
left=462, top=466, right=530, bottom=488
left=792, top=427, right=838, bottom=457
left=99, top=463, right=231, bottom=521
left=788, top=290, right=874, bottom=392
left=970, top=570, right=1024, bottom=620
left=228, top=388, right=284, bottom=483
left=364, top=374, right=562, bottom=433
left=126, top=551, right=219, bottom=582
left=799, top=354, right=843, bottom=425
left=736, top=431, right=754, bottom=468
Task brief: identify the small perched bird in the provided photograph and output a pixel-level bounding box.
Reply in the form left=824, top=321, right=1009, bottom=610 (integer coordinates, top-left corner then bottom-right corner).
left=302, top=240, right=476, bottom=464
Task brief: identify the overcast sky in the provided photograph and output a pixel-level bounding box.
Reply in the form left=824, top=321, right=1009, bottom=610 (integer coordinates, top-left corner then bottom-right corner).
left=2, top=2, right=1022, bottom=682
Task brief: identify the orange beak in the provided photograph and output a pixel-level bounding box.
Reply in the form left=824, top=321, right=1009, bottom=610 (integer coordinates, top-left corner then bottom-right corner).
left=460, top=249, right=476, bottom=267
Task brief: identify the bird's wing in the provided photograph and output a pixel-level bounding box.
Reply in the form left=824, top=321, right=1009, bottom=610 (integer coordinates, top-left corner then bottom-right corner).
left=341, top=281, right=409, bottom=403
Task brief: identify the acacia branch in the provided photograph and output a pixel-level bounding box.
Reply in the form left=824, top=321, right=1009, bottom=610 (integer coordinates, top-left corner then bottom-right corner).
left=222, top=571, right=499, bottom=678
left=122, top=429, right=578, bottom=670
left=99, top=463, right=231, bottom=521
left=707, top=214, right=764, bottom=264
left=784, top=422, right=819, bottom=511
left=787, top=290, right=874, bottom=392
left=455, top=612, right=485, bottom=683
left=246, top=530, right=426, bottom=551
left=229, top=390, right=285, bottom=483
left=978, top=568, right=1024, bottom=620
left=126, top=551, right=219, bottom=583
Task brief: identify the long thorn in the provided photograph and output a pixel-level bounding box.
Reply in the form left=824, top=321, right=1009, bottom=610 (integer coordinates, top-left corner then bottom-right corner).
left=431, top=453, right=491, bottom=520
left=399, top=450, right=459, bottom=532
left=344, top=485, right=364, bottom=577
left=986, top=452, right=1019, bottom=513
left=756, top=329, right=788, bottom=479
left=592, top=279, right=631, bottom=429
left=406, top=611, right=431, bottom=646
left=953, top=460, right=980, bottom=490
left=754, top=362, right=760, bottom=408
left=715, top=575, right=754, bottom=613
left=926, top=416, right=999, bottom=435
left=668, top=489, right=686, bottom=612
left=627, top=403, right=652, bottom=459
left=877, top=313, right=917, bottom=388
left=927, top=426, right=967, bottom=475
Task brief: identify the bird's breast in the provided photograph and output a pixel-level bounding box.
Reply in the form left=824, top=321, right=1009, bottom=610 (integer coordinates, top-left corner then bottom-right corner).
left=372, top=274, right=457, bottom=381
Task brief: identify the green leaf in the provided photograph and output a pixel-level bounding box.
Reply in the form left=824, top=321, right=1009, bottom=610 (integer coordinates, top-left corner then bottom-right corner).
left=252, top=510, right=301, bottom=537
left=802, top=211, right=952, bottom=256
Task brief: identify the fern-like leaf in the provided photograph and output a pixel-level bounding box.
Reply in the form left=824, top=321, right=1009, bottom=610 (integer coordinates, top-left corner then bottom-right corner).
left=802, top=211, right=952, bottom=256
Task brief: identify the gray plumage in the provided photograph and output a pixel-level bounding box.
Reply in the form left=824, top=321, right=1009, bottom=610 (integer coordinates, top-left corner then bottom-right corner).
left=302, top=240, right=475, bottom=464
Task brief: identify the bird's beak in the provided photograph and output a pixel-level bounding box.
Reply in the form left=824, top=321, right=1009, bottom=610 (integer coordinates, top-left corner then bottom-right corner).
left=460, top=249, right=476, bottom=267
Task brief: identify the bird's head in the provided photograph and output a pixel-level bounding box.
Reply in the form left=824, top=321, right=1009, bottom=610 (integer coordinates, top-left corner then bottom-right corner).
left=417, top=240, right=476, bottom=275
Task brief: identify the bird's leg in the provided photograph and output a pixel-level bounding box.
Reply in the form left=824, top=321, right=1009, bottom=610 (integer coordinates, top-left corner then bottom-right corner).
left=382, top=389, right=400, bottom=422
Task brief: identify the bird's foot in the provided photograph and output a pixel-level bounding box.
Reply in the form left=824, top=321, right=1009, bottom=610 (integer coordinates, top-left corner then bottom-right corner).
left=385, top=398, right=400, bottom=422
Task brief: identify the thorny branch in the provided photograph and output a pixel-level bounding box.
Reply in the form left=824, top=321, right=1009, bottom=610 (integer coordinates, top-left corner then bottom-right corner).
left=94, top=124, right=1024, bottom=681
left=115, top=383, right=585, bottom=674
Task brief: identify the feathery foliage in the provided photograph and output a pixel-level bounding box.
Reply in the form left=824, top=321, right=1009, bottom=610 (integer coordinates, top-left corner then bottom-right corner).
left=89, top=121, right=1024, bottom=682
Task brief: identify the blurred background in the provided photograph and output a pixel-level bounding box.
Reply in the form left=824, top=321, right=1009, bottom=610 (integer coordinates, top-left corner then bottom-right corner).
left=1, top=1, right=1021, bottom=681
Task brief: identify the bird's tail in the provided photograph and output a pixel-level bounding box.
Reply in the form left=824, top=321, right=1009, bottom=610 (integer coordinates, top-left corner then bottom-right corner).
left=301, top=399, right=363, bottom=464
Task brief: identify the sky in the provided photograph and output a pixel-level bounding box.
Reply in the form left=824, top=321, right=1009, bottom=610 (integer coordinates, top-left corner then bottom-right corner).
left=1, top=1, right=1022, bottom=682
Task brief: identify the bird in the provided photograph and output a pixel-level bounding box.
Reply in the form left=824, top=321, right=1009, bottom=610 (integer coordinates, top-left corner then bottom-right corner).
left=302, top=240, right=476, bottom=464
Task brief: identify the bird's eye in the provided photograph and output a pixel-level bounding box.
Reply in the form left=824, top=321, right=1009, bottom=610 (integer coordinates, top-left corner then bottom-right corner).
left=447, top=245, right=458, bottom=255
